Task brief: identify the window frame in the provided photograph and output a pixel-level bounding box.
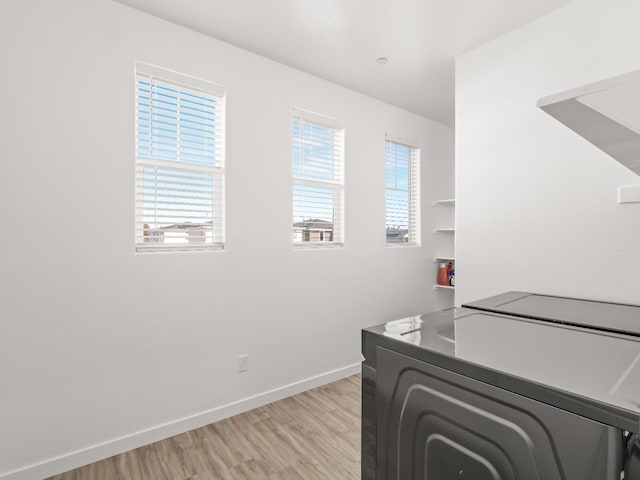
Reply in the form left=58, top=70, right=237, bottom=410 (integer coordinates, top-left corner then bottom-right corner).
left=385, top=136, right=421, bottom=247
left=134, top=62, right=226, bottom=253
left=291, top=109, right=345, bottom=249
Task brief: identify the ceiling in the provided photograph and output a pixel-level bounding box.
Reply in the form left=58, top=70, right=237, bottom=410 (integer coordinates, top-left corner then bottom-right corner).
left=116, top=0, right=575, bottom=125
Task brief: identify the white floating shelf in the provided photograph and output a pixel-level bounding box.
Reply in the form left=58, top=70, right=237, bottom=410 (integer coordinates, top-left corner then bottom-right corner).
left=434, top=228, right=455, bottom=233
left=434, top=285, right=455, bottom=290
left=434, top=257, right=455, bottom=263
left=433, top=199, right=456, bottom=206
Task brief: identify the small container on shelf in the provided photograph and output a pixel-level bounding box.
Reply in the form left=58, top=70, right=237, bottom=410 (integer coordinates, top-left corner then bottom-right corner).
left=437, top=262, right=453, bottom=286
left=437, top=263, right=448, bottom=285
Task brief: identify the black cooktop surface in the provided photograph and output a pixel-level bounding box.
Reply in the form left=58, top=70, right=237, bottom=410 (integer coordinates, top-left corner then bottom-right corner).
left=463, top=291, right=640, bottom=337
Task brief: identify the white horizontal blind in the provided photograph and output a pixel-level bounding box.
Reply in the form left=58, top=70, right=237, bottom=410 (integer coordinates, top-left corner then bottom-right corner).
left=292, top=110, right=345, bottom=247
left=385, top=139, right=420, bottom=245
left=135, top=63, right=225, bottom=251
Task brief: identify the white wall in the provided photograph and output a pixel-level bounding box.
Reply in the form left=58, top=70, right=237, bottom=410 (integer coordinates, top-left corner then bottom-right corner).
left=0, top=1, right=453, bottom=478
left=456, top=0, right=640, bottom=306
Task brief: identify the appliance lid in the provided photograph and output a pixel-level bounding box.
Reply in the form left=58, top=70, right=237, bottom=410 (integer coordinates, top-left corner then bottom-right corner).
left=370, top=306, right=640, bottom=432
left=454, top=311, right=640, bottom=414
left=463, top=291, right=640, bottom=337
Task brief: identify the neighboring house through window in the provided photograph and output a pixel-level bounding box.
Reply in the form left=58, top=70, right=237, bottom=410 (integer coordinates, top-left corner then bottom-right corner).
left=135, top=63, right=225, bottom=252
left=292, top=109, right=345, bottom=247
left=385, top=137, right=420, bottom=246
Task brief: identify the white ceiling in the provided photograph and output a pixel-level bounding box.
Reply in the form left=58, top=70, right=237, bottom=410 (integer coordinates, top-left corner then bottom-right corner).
left=116, top=0, right=575, bottom=125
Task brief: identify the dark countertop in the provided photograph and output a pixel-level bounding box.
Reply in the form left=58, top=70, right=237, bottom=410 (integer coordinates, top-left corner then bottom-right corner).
left=363, top=302, right=640, bottom=433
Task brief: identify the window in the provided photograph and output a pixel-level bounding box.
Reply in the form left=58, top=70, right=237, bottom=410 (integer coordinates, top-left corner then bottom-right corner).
left=135, top=63, right=225, bottom=252
left=292, top=109, right=345, bottom=247
left=385, top=138, right=420, bottom=246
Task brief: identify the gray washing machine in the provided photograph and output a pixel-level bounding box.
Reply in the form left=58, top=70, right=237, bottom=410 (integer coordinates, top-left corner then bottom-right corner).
left=362, top=292, right=640, bottom=480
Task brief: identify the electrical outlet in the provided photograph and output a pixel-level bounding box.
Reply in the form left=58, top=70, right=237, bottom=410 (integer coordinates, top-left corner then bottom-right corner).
left=238, top=355, right=248, bottom=372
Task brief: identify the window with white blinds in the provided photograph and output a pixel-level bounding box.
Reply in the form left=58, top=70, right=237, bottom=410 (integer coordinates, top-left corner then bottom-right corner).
left=385, top=138, right=420, bottom=246
left=292, top=109, right=345, bottom=247
left=135, top=63, right=225, bottom=252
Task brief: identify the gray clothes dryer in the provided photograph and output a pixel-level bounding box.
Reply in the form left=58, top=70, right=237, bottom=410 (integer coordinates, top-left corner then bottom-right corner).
left=362, top=293, right=640, bottom=480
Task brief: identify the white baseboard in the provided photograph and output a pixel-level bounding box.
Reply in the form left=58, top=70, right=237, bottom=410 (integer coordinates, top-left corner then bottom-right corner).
left=1, top=363, right=361, bottom=480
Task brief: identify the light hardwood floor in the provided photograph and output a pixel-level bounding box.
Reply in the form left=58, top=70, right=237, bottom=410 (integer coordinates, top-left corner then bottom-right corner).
left=48, top=375, right=361, bottom=480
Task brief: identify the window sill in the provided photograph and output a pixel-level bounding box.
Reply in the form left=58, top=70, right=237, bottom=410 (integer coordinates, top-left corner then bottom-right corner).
left=136, top=243, right=224, bottom=253
left=293, top=242, right=344, bottom=250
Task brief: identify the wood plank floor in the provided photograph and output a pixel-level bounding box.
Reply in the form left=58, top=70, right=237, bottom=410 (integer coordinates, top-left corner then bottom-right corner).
left=48, top=375, right=361, bottom=480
